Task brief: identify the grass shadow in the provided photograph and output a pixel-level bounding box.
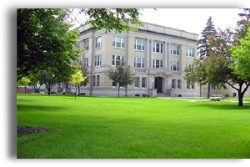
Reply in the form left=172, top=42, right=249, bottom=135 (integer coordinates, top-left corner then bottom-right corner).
left=195, top=101, right=250, bottom=111
left=17, top=104, right=67, bottom=113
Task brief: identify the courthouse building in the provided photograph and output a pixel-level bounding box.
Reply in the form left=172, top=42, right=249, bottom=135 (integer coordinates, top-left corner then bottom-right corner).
left=76, top=22, right=200, bottom=97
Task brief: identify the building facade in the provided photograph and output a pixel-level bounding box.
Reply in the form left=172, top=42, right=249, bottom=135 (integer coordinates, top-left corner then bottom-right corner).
left=76, top=22, right=200, bottom=97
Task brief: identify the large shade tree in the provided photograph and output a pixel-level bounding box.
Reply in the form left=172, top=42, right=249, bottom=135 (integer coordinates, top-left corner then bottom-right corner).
left=17, top=8, right=142, bottom=83
left=17, top=9, right=80, bottom=81
left=204, top=8, right=250, bottom=106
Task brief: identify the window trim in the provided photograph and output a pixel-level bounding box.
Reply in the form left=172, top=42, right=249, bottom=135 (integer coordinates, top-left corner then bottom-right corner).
left=94, top=55, right=102, bottom=67
left=96, top=36, right=102, bottom=48
left=171, top=44, right=181, bottom=55
left=171, top=61, right=180, bottom=71
left=134, top=57, right=145, bottom=69
left=134, top=38, right=145, bottom=51
left=186, top=47, right=195, bottom=58
left=113, top=36, right=125, bottom=48
left=153, top=41, right=163, bottom=53
left=112, top=54, right=124, bottom=66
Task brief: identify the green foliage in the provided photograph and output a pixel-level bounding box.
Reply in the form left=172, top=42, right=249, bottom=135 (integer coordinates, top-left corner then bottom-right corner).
left=70, top=70, right=86, bottom=85
left=17, top=94, right=250, bottom=158
left=17, top=8, right=80, bottom=81
left=198, top=16, right=216, bottom=58
left=17, top=77, right=30, bottom=86
left=81, top=8, right=143, bottom=32
left=230, top=28, right=250, bottom=81
left=107, top=65, right=134, bottom=97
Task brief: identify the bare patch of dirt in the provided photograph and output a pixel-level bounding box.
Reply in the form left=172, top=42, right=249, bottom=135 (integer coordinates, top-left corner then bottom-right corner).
left=17, top=127, right=49, bottom=135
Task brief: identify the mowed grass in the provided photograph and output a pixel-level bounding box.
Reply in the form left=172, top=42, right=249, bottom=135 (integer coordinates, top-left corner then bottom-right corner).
left=17, top=94, right=250, bottom=158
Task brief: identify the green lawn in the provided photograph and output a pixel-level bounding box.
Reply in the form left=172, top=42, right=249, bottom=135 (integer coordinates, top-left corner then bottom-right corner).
left=17, top=94, right=250, bottom=158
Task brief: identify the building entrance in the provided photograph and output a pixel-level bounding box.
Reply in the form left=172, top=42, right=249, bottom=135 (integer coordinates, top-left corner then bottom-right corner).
left=154, top=77, right=163, bottom=93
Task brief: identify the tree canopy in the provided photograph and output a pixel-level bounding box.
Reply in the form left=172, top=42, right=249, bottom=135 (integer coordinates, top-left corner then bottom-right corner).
left=17, top=8, right=80, bottom=81
left=107, top=65, right=134, bottom=97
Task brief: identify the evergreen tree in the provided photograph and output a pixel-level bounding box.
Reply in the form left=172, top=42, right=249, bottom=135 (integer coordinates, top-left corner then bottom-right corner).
left=198, top=16, right=216, bottom=59
left=197, top=16, right=216, bottom=98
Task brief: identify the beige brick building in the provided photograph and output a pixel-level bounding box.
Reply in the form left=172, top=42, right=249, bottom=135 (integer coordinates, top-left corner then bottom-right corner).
left=76, top=22, right=200, bottom=97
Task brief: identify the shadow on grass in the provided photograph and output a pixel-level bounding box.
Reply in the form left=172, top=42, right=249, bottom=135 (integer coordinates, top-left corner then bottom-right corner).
left=17, top=104, right=67, bottom=113
left=195, top=102, right=250, bottom=111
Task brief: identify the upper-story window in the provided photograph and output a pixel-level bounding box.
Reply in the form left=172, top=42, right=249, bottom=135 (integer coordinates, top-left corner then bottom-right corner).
left=153, top=41, right=163, bottom=53
left=112, top=55, right=124, bottom=66
left=153, top=59, right=163, bottom=68
left=94, top=55, right=101, bottom=66
left=134, top=57, right=145, bottom=69
left=96, top=36, right=102, bottom=48
left=171, top=61, right=180, bottom=71
left=83, top=39, right=89, bottom=51
left=134, top=38, right=145, bottom=51
left=186, top=47, right=195, bottom=57
left=171, top=44, right=180, bottom=55
left=84, top=57, right=88, bottom=67
left=113, top=36, right=125, bottom=48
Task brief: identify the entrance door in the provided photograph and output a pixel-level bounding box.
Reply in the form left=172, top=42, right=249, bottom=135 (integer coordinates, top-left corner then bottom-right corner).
left=154, top=77, right=163, bottom=93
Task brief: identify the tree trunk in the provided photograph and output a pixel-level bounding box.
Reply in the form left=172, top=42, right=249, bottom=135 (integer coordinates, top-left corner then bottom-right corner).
left=200, top=84, right=202, bottom=97
left=238, top=91, right=243, bottom=106
left=125, top=86, right=128, bottom=97
left=75, top=85, right=77, bottom=99
left=48, top=88, right=51, bottom=95
left=117, top=83, right=120, bottom=97
left=78, top=85, right=80, bottom=96
left=238, top=85, right=243, bottom=107
left=207, top=83, right=211, bottom=98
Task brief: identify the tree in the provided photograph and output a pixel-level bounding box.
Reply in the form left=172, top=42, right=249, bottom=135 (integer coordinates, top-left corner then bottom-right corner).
left=17, top=8, right=141, bottom=93
left=78, top=8, right=142, bottom=32
left=17, top=9, right=80, bottom=81
left=17, top=77, right=30, bottom=94
left=107, top=65, right=134, bottom=97
left=70, top=69, right=86, bottom=99
left=184, top=59, right=207, bottom=97
left=206, top=27, right=250, bottom=106
left=198, top=16, right=216, bottom=59
left=197, top=16, right=216, bottom=98
left=230, top=28, right=250, bottom=106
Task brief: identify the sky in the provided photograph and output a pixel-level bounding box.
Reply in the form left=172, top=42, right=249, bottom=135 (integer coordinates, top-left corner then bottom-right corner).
left=139, top=8, right=241, bottom=35
left=72, top=8, right=243, bottom=37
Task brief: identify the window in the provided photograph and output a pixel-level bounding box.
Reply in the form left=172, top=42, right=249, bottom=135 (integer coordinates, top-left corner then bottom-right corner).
left=177, top=79, right=181, bottom=89
left=186, top=47, right=194, bottom=57
left=153, top=59, right=163, bottom=68
left=187, top=81, right=195, bottom=89
left=79, top=40, right=84, bottom=49
left=134, top=57, right=145, bottom=68
left=142, top=77, right=147, bottom=88
left=112, top=80, right=116, bottom=87
left=93, top=76, right=96, bottom=87
left=172, top=79, right=176, bottom=89
left=191, top=81, right=195, bottom=89
left=84, top=58, right=88, bottom=67
left=153, top=41, right=163, bottom=53
left=171, top=44, right=180, bottom=55
left=113, top=36, right=125, bottom=48
left=96, top=36, right=102, bottom=48
left=134, top=77, right=140, bottom=88
left=187, top=63, right=194, bottom=68
left=94, top=55, right=101, bottom=66
left=134, top=38, right=145, bottom=51
left=96, top=75, right=100, bottom=87
left=112, top=55, right=124, bottom=66
left=84, top=39, right=89, bottom=50
left=171, top=61, right=180, bottom=71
